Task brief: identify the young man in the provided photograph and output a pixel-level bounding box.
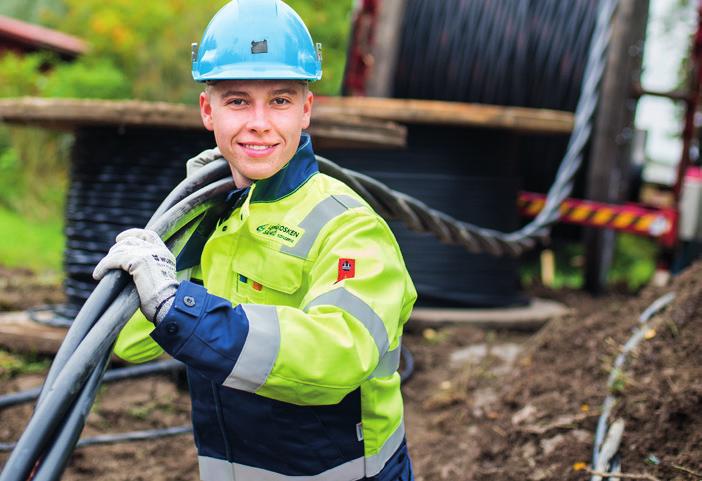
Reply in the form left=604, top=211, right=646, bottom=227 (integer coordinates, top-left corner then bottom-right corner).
left=94, top=1, right=417, bottom=479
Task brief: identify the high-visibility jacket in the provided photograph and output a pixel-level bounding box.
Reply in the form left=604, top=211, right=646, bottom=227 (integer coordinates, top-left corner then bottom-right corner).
left=113, top=134, right=417, bottom=480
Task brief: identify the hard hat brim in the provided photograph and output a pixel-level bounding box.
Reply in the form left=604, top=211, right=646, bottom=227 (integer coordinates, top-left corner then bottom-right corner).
left=193, top=63, right=322, bottom=82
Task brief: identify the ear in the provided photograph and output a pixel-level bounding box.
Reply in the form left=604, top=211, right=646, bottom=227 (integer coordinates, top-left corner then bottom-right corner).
left=301, top=90, right=313, bottom=130
left=199, top=90, right=214, bottom=131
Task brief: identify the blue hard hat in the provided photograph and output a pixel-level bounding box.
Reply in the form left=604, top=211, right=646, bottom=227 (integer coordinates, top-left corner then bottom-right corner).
left=192, top=0, right=322, bottom=82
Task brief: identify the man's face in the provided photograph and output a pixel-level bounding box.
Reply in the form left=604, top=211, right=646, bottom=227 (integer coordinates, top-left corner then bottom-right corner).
left=199, top=80, right=313, bottom=188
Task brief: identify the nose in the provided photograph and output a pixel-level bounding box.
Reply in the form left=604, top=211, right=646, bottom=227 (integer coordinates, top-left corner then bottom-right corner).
left=246, top=103, right=272, bottom=134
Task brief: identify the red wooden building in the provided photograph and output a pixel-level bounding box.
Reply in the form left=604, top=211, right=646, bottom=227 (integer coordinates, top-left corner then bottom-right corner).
left=0, top=14, right=86, bottom=60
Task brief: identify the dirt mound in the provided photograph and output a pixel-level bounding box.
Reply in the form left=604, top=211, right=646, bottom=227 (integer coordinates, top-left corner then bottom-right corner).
left=459, top=262, right=702, bottom=480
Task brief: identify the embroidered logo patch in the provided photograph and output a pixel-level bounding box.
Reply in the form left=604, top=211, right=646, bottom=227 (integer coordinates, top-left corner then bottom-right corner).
left=336, top=258, right=356, bottom=283
left=255, top=223, right=302, bottom=247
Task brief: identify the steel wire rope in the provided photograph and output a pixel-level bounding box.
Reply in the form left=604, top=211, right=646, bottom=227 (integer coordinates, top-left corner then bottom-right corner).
left=590, top=292, right=676, bottom=477
left=0, top=176, right=235, bottom=481
left=377, top=0, right=617, bottom=256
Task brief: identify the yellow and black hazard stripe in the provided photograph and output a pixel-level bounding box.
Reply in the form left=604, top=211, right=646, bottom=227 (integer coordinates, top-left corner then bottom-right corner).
left=518, top=192, right=679, bottom=247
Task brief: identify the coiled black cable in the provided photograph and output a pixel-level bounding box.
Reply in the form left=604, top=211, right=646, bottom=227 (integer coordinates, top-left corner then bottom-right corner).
left=394, top=0, right=598, bottom=112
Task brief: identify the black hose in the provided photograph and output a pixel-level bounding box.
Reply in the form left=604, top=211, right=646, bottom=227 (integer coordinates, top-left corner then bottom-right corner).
left=0, top=360, right=184, bottom=410
left=0, top=177, right=234, bottom=481
left=31, top=351, right=112, bottom=481
left=399, top=346, right=415, bottom=384
left=0, top=426, right=192, bottom=453
left=36, top=162, right=230, bottom=406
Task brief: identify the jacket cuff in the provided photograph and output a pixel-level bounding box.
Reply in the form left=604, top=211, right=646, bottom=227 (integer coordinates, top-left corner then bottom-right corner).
left=150, top=281, right=250, bottom=385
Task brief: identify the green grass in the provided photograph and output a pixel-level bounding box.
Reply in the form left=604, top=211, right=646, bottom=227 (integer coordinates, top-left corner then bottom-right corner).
left=0, top=348, right=50, bottom=379
left=520, top=233, right=659, bottom=292
left=0, top=207, right=64, bottom=273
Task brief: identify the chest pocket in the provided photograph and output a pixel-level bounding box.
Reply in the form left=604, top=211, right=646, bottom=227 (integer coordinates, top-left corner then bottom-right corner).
left=231, top=241, right=307, bottom=308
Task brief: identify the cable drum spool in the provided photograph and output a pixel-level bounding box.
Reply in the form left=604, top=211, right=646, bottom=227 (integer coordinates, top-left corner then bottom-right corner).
left=60, top=127, right=215, bottom=321
left=393, top=0, right=598, bottom=110
left=392, top=0, right=599, bottom=197
left=337, top=0, right=601, bottom=306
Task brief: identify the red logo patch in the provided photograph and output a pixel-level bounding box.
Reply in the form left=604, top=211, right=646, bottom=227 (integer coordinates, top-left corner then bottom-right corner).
left=336, top=258, right=356, bottom=282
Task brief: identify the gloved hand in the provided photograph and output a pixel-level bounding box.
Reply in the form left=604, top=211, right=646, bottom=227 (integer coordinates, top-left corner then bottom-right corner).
left=93, top=228, right=178, bottom=324
left=186, top=146, right=222, bottom=177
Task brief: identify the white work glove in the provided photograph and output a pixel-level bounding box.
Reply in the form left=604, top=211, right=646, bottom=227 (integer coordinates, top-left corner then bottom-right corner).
left=186, top=146, right=222, bottom=177
left=93, top=228, right=178, bottom=324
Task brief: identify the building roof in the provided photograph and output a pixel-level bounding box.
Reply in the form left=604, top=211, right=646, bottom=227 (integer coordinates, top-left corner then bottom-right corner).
left=0, top=14, right=87, bottom=58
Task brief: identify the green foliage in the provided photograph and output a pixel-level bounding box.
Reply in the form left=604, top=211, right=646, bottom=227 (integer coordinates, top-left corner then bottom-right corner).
left=0, top=52, right=46, bottom=97
left=609, top=234, right=658, bottom=290
left=0, top=207, right=64, bottom=272
left=0, top=0, right=64, bottom=24
left=42, top=59, right=131, bottom=99
left=2, top=0, right=355, bottom=102
left=40, top=0, right=354, bottom=101
left=0, top=52, right=129, bottom=100
left=520, top=233, right=658, bottom=292
left=286, top=0, right=354, bottom=95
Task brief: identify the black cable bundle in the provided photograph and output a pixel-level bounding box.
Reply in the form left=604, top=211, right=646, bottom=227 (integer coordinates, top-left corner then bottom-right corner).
left=393, top=0, right=598, bottom=111
left=0, top=160, right=234, bottom=481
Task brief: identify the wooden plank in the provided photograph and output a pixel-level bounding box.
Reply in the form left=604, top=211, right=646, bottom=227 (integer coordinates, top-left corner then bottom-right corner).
left=0, top=96, right=573, bottom=137
left=409, top=298, right=570, bottom=332
left=0, top=310, right=67, bottom=355
left=0, top=97, right=407, bottom=149
left=584, top=0, right=649, bottom=293
left=315, top=96, right=574, bottom=134
left=365, top=0, right=407, bottom=97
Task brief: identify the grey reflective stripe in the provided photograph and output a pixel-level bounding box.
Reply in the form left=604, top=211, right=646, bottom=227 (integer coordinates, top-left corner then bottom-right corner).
left=365, top=419, right=406, bottom=477
left=281, top=195, right=364, bottom=259
left=223, top=304, right=280, bottom=392
left=198, top=456, right=365, bottom=481
left=198, top=419, right=405, bottom=480
left=370, top=337, right=402, bottom=379
left=305, top=287, right=389, bottom=356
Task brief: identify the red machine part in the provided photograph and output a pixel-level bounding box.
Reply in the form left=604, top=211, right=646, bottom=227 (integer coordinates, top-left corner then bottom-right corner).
left=674, top=0, right=702, bottom=201
left=343, top=0, right=380, bottom=96
left=518, top=192, right=679, bottom=248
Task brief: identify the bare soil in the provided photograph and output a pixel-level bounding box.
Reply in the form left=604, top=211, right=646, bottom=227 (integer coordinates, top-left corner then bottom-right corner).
left=0, top=263, right=700, bottom=480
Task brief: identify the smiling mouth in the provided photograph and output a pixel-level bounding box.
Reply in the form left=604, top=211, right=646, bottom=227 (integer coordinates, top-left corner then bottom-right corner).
left=239, top=143, right=278, bottom=151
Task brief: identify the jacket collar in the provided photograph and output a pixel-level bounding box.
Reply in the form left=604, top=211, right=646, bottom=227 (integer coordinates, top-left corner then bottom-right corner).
left=251, top=133, right=318, bottom=203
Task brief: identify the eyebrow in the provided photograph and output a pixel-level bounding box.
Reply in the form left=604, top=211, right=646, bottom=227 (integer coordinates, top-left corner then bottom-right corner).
left=219, top=90, right=249, bottom=98
left=218, top=88, right=299, bottom=98
left=270, top=88, right=298, bottom=96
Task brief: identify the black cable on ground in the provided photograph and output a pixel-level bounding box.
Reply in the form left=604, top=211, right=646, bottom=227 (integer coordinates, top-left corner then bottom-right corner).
left=0, top=360, right=184, bottom=410
left=0, top=426, right=192, bottom=453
